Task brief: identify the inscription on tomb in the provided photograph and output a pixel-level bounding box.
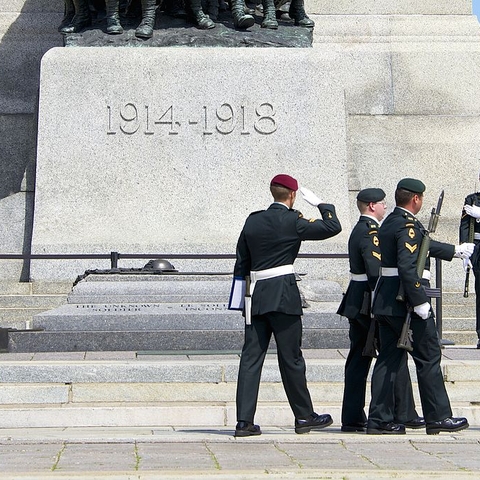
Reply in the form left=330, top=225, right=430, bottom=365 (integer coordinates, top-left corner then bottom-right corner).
left=106, top=103, right=278, bottom=136
left=75, top=303, right=228, bottom=313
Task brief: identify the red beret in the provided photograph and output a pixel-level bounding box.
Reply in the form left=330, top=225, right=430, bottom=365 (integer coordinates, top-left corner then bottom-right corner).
left=270, top=174, right=298, bottom=192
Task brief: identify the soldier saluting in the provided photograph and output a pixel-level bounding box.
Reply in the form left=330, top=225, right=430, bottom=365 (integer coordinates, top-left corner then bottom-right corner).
left=367, top=178, right=474, bottom=435
left=232, top=174, right=341, bottom=437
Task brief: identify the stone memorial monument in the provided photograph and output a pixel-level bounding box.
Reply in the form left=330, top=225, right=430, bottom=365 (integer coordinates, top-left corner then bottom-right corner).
left=1, top=1, right=480, bottom=349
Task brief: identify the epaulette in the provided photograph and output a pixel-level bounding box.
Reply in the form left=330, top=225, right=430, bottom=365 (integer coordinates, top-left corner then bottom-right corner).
left=248, top=210, right=264, bottom=216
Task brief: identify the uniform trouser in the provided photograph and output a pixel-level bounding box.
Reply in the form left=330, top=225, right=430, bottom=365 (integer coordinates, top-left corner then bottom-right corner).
left=368, top=313, right=452, bottom=426
left=236, top=311, right=314, bottom=423
left=341, top=317, right=419, bottom=425
left=474, top=269, right=480, bottom=338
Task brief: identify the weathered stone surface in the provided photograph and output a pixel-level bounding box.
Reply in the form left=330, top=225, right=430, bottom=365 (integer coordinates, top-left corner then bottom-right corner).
left=306, top=0, right=471, bottom=15
left=32, top=47, right=349, bottom=281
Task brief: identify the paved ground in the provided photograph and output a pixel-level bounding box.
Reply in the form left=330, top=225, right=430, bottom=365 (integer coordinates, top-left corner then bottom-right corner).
left=1, top=425, right=480, bottom=479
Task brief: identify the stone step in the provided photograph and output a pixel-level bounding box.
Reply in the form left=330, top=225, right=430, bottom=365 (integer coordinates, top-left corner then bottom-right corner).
left=0, top=403, right=478, bottom=429
left=0, top=294, right=67, bottom=309
left=0, top=350, right=479, bottom=428
left=441, top=304, right=475, bottom=318
left=7, top=328, right=351, bottom=352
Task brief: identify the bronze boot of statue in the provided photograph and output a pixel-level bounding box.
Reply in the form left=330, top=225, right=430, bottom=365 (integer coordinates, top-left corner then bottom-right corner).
left=106, top=0, right=123, bottom=34
left=60, top=0, right=92, bottom=34
left=58, top=0, right=75, bottom=32
left=231, top=0, right=254, bottom=29
left=261, top=0, right=278, bottom=29
left=188, top=0, right=215, bottom=29
left=135, top=0, right=157, bottom=38
left=288, top=0, right=314, bottom=28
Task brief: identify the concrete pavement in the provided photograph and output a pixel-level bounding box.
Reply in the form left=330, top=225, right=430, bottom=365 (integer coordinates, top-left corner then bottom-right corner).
left=1, top=425, right=480, bottom=479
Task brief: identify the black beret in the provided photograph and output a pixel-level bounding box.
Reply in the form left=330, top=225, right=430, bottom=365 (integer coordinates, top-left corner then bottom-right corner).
left=357, top=188, right=385, bottom=203
left=397, top=178, right=426, bottom=194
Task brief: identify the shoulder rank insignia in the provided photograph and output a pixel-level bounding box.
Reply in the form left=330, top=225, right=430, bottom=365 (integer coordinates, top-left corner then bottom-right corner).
left=308, top=218, right=316, bottom=223
left=415, top=281, right=421, bottom=288
left=372, top=235, right=379, bottom=247
left=298, top=211, right=304, bottom=218
left=372, top=251, right=381, bottom=261
left=408, top=228, right=415, bottom=239
left=405, top=242, right=417, bottom=253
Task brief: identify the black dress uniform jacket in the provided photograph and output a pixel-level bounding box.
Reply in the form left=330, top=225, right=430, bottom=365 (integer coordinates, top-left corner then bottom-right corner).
left=234, top=202, right=341, bottom=316
left=460, top=192, right=480, bottom=338
left=337, top=215, right=381, bottom=319
left=368, top=206, right=456, bottom=426
left=373, top=207, right=455, bottom=316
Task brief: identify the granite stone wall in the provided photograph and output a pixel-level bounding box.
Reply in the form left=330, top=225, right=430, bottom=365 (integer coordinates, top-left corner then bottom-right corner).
left=1, top=1, right=480, bottom=290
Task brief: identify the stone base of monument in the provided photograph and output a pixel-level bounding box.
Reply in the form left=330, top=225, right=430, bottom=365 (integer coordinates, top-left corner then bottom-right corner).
left=7, top=273, right=348, bottom=352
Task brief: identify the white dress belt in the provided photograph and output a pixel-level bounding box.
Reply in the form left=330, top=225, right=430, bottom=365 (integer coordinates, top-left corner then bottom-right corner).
left=245, top=264, right=295, bottom=325
left=250, top=264, right=295, bottom=294
left=380, top=267, right=431, bottom=281
left=351, top=273, right=368, bottom=282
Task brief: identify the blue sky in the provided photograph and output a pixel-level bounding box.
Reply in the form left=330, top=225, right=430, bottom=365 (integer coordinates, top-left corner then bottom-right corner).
left=474, top=0, right=480, bottom=18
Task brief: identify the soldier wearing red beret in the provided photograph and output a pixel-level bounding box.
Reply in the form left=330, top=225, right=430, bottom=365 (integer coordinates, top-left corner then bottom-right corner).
left=233, top=174, right=342, bottom=437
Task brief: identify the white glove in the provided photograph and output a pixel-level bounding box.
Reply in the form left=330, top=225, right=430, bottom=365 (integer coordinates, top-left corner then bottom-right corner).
left=454, top=243, right=475, bottom=259
left=464, top=204, right=480, bottom=219
left=300, top=187, right=322, bottom=207
left=413, top=302, right=431, bottom=320
left=463, top=258, right=473, bottom=272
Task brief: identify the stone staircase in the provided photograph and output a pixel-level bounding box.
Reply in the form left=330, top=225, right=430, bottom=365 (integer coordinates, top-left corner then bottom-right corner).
left=0, top=349, right=479, bottom=429
left=0, top=278, right=479, bottom=429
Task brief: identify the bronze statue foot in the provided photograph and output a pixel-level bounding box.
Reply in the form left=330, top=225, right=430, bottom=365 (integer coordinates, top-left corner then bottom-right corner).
left=60, top=14, right=92, bottom=34
left=261, top=18, right=278, bottom=29
left=233, top=13, right=255, bottom=29
left=106, top=17, right=124, bottom=34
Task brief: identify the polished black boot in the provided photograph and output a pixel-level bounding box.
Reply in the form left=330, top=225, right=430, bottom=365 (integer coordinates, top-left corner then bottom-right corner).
left=60, top=0, right=92, bottom=34
left=135, top=0, right=157, bottom=38
left=231, top=0, right=254, bottom=29
left=106, top=0, right=123, bottom=34
left=261, top=0, right=278, bottom=29
left=288, top=0, right=314, bottom=28
left=426, top=417, right=469, bottom=435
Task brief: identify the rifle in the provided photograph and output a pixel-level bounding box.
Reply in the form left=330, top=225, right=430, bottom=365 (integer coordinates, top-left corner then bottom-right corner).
left=464, top=216, right=475, bottom=298
left=362, top=316, right=378, bottom=357
left=397, top=190, right=444, bottom=351
left=360, top=291, right=378, bottom=357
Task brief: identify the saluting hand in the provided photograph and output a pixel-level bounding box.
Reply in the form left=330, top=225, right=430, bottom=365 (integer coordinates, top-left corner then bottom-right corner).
left=300, top=187, right=322, bottom=207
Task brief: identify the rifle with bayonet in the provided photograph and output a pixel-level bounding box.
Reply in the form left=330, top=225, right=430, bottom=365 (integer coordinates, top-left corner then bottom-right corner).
left=397, top=190, right=444, bottom=351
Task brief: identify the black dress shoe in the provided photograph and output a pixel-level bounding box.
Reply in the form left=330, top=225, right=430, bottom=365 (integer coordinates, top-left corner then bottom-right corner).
left=426, top=417, right=469, bottom=435
left=295, top=412, right=333, bottom=434
left=403, top=417, right=426, bottom=429
left=366, top=422, right=406, bottom=435
left=234, top=421, right=261, bottom=437
left=341, top=422, right=366, bottom=433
